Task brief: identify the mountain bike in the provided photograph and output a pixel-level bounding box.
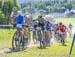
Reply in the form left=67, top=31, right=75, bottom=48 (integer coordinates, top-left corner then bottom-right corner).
left=12, top=25, right=30, bottom=50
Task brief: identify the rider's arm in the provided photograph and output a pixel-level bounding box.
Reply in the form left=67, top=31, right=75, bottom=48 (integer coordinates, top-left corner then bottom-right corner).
left=24, top=16, right=28, bottom=24
left=65, top=25, right=69, bottom=32
left=57, top=26, right=59, bottom=30
left=10, top=12, right=16, bottom=24
left=10, top=12, right=13, bottom=23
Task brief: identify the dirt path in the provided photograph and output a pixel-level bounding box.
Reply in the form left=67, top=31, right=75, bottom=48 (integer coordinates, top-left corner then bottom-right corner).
left=0, top=40, right=39, bottom=54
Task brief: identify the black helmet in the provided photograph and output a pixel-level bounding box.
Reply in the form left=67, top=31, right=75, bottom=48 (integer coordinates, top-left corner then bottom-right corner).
left=59, top=22, right=62, bottom=25
left=38, top=15, right=42, bottom=18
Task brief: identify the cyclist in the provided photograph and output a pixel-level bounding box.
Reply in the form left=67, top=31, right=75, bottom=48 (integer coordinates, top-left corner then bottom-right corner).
left=68, top=23, right=73, bottom=30
left=32, top=19, right=39, bottom=44
left=37, top=15, right=46, bottom=48
left=11, top=10, right=26, bottom=48
left=56, top=22, right=67, bottom=45
left=38, top=15, right=45, bottom=30
left=68, top=23, right=73, bottom=38
left=44, top=20, right=52, bottom=46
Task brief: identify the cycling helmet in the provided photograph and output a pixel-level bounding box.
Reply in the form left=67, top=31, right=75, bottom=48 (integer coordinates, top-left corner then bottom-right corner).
left=39, top=15, right=42, bottom=17
left=17, top=10, right=23, bottom=16
left=59, top=22, right=63, bottom=25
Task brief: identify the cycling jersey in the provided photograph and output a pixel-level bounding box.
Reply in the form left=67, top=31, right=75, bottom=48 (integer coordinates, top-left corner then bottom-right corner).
left=16, top=15, right=25, bottom=28
left=16, top=15, right=24, bottom=24
left=57, top=25, right=66, bottom=32
left=32, top=20, right=38, bottom=29
left=38, top=20, right=45, bottom=30
left=44, top=21, right=51, bottom=30
left=38, top=19, right=45, bottom=26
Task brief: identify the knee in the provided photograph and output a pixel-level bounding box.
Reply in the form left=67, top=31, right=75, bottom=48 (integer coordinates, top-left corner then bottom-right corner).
left=21, top=31, right=24, bottom=36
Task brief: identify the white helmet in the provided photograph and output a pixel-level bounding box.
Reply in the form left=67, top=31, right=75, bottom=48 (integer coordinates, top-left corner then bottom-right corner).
left=17, top=10, right=23, bottom=16
left=45, top=15, right=54, bottom=21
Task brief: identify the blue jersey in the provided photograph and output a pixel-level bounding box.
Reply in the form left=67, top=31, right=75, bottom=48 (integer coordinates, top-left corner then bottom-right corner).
left=16, top=15, right=24, bottom=24
left=45, top=21, right=51, bottom=30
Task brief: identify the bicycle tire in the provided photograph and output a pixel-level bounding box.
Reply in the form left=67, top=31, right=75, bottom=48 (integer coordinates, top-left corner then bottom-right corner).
left=12, top=31, right=22, bottom=49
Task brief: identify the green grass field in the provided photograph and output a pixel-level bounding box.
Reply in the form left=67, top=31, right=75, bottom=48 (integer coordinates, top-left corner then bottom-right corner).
left=56, top=18, right=75, bottom=23
left=0, top=18, right=75, bottom=57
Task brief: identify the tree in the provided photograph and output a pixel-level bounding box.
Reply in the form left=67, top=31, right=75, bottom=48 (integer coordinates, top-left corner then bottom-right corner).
left=65, top=2, right=73, bottom=11
left=1, top=0, right=20, bottom=24
left=0, top=10, right=6, bottom=24
left=0, top=1, right=2, bottom=9
left=2, top=2, right=11, bottom=24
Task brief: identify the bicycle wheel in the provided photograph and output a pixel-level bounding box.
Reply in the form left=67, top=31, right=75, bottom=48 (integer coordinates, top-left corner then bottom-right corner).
left=45, top=31, right=51, bottom=46
left=33, top=30, right=38, bottom=44
left=39, top=30, right=46, bottom=48
left=12, top=31, right=22, bottom=49
left=33, top=31, right=36, bottom=44
left=23, top=28, right=29, bottom=48
left=55, top=32, right=61, bottom=42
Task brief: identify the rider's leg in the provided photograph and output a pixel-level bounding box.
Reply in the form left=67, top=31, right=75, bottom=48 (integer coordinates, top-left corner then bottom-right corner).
left=33, top=30, right=36, bottom=44
left=60, top=32, right=66, bottom=45
left=45, top=31, right=48, bottom=46
left=69, top=30, right=72, bottom=38
left=48, top=31, right=51, bottom=46
left=42, top=30, right=46, bottom=48
left=21, top=27, right=25, bottom=48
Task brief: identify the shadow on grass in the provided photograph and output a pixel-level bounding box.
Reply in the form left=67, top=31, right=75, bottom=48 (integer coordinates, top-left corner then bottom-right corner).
left=37, top=47, right=48, bottom=49
left=60, top=44, right=67, bottom=47
left=4, top=48, right=27, bottom=54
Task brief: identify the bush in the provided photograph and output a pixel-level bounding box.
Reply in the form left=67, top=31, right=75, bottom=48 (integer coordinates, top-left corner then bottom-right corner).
left=0, top=10, right=7, bottom=24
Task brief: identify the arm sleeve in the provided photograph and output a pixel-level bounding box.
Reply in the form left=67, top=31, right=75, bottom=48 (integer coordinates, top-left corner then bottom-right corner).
left=23, top=17, right=26, bottom=24
left=10, top=12, right=14, bottom=18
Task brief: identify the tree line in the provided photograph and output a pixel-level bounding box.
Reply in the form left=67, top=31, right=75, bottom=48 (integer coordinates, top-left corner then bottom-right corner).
left=22, top=0, right=74, bottom=14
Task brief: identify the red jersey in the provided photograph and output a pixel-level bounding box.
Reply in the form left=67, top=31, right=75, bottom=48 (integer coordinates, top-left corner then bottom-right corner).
left=57, top=25, right=66, bottom=32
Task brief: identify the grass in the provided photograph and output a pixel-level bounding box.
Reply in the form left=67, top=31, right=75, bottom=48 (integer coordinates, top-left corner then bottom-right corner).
left=0, top=29, right=15, bottom=49
left=0, top=38, right=75, bottom=57
left=0, top=18, right=75, bottom=57
left=56, top=18, right=75, bottom=23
